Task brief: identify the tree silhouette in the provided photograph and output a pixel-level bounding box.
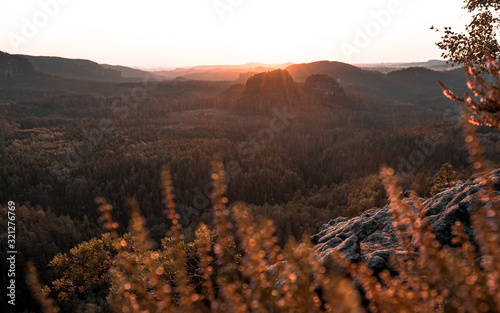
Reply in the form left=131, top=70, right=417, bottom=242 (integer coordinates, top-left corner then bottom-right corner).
left=431, top=163, right=457, bottom=196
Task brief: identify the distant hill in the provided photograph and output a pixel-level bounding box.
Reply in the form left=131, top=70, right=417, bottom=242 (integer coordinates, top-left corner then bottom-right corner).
left=153, top=62, right=293, bottom=81
left=19, top=55, right=123, bottom=82
left=0, top=51, right=468, bottom=107
left=356, top=60, right=453, bottom=73
left=286, top=60, right=385, bottom=85
left=0, top=51, right=125, bottom=95
left=387, top=67, right=464, bottom=89
left=0, top=51, right=64, bottom=89
left=16, top=54, right=160, bottom=83
left=0, top=51, right=234, bottom=103
left=101, top=64, right=162, bottom=81
left=285, top=61, right=467, bottom=103
left=0, top=51, right=41, bottom=79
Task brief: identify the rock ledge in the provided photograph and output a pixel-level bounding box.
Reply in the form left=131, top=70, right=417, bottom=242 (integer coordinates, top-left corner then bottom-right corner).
left=311, top=169, right=500, bottom=271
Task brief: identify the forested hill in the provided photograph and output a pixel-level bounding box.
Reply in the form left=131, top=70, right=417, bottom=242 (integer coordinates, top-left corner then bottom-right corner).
left=20, top=55, right=162, bottom=82
left=0, top=51, right=121, bottom=94
left=20, top=55, right=123, bottom=82
left=0, top=51, right=234, bottom=98
left=0, top=51, right=43, bottom=79
left=1, top=51, right=467, bottom=106
left=285, top=61, right=467, bottom=103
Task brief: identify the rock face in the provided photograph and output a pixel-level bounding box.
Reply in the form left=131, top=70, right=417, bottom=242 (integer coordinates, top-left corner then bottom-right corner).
left=311, top=169, right=500, bottom=272
left=0, top=52, right=37, bottom=79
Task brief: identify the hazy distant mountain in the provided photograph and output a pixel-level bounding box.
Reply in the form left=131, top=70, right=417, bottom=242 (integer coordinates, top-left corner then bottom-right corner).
left=387, top=67, right=464, bottom=89
left=356, top=60, right=453, bottom=73
left=286, top=61, right=385, bottom=84
left=153, top=62, right=294, bottom=81
left=0, top=51, right=235, bottom=100
left=0, top=51, right=125, bottom=94
left=101, top=64, right=162, bottom=81
left=17, top=54, right=160, bottom=83
left=153, top=62, right=293, bottom=72
left=285, top=60, right=466, bottom=102
left=19, top=55, right=123, bottom=82
left=285, top=61, right=391, bottom=97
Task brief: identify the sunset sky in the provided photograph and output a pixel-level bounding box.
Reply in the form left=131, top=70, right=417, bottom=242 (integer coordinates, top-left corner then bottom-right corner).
left=0, top=0, right=469, bottom=68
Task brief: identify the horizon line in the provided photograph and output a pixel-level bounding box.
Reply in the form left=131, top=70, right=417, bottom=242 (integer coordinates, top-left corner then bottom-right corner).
left=1, top=50, right=449, bottom=71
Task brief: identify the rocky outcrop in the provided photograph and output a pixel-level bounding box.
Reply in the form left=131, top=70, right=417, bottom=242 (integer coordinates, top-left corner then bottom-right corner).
left=0, top=52, right=37, bottom=79
left=311, top=169, right=500, bottom=272
left=305, top=74, right=344, bottom=97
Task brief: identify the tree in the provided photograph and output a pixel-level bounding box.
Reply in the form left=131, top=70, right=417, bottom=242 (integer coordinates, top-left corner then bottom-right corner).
left=434, top=0, right=500, bottom=71
left=47, top=234, right=117, bottom=310
left=439, top=54, right=500, bottom=130
left=435, top=1, right=500, bottom=130
left=430, top=163, right=457, bottom=196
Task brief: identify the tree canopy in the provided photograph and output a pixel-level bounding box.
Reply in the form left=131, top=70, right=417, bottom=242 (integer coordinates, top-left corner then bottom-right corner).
left=435, top=0, right=500, bottom=71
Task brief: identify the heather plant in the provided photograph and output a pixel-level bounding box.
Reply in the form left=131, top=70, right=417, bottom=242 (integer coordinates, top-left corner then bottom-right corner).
left=29, top=158, right=363, bottom=312
left=29, top=148, right=499, bottom=312
left=97, top=160, right=364, bottom=313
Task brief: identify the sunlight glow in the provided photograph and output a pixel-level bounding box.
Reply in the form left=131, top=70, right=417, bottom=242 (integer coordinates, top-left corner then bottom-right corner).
left=0, top=0, right=469, bottom=67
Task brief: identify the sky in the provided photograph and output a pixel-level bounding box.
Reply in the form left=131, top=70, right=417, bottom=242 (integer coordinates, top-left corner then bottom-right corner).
left=0, top=0, right=470, bottom=68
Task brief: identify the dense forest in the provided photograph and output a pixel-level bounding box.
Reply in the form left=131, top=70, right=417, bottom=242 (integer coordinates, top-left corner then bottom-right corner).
left=1, top=50, right=500, bottom=312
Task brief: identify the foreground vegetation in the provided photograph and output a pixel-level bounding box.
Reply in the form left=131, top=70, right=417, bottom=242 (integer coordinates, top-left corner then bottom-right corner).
left=28, top=141, right=500, bottom=312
